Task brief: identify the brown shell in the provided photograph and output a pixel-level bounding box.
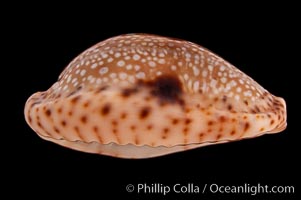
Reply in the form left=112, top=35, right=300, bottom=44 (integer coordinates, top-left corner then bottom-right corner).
left=24, top=34, right=287, bottom=158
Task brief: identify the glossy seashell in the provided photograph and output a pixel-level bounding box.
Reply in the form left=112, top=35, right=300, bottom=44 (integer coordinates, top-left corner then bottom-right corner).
left=24, top=34, right=287, bottom=158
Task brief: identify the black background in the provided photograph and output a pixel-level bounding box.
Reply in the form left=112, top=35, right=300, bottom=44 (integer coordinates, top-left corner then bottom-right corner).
left=5, top=3, right=298, bottom=199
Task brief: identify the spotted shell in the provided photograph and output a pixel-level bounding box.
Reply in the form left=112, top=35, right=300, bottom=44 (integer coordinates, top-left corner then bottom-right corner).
left=24, top=34, right=287, bottom=158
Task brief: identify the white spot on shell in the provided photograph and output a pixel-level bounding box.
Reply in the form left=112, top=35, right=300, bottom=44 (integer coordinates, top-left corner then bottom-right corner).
left=193, top=81, right=199, bottom=92
left=148, top=61, right=156, bottom=67
left=80, top=70, right=86, bottom=76
left=134, top=65, right=140, bottom=71
left=243, top=90, right=252, bottom=97
left=114, top=52, right=121, bottom=58
left=128, top=75, right=135, bottom=83
left=171, top=65, right=177, bottom=71
left=221, top=77, right=227, bottom=83
left=110, top=73, right=117, bottom=78
left=158, top=59, right=165, bottom=64
left=133, top=54, right=140, bottom=60
left=117, top=60, right=125, bottom=67
left=126, top=64, right=132, bottom=70
left=119, top=72, right=128, bottom=80
left=101, top=53, right=108, bottom=59
left=99, top=67, right=108, bottom=75
left=107, top=57, right=113, bottom=63
left=236, top=87, right=242, bottom=93
left=159, top=52, right=165, bottom=57
left=136, top=72, right=145, bottom=79
left=91, top=63, right=98, bottom=69
left=96, top=78, right=102, bottom=84
left=208, top=65, right=213, bottom=72
left=66, top=75, right=71, bottom=83
left=103, top=77, right=109, bottom=82
left=210, top=79, right=217, bottom=88
left=184, top=74, right=189, bottom=81
left=202, top=70, right=208, bottom=77
left=193, top=66, right=200, bottom=76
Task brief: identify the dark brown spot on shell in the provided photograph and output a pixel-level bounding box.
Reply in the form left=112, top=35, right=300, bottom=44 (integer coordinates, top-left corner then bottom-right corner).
left=147, top=124, right=153, bottom=130
left=254, top=106, right=260, bottom=113
left=270, top=120, right=275, bottom=125
left=93, top=126, right=103, bottom=143
left=101, top=103, right=111, bottom=116
left=54, top=126, right=60, bottom=133
left=37, top=122, right=42, bottom=128
left=222, top=95, right=227, bottom=102
left=74, top=126, right=84, bottom=141
left=93, top=126, right=98, bottom=133
left=244, top=122, right=250, bottom=132
left=208, top=121, right=213, bottom=126
left=28, top=116, right=32, bottom=123
left=162, top=135, right=167, bottom=139
left=244, top=100, right=249, bottom=106
left=112, top=120, right=118, bottom=126
left=172, top=119, right=179, bottom=125
left=83, top=101, right=90, bottom=108
left=140, top=107, right=151, bottom=119
left=216, top=134, right=222, bottom=140
left=144, top=96, right=151, bottom=101
left=185, top=108, right=191, bottom=113
left=81, top=116, right=87, bottom=124
left=61, top=120, right=67, bottom=127
left=250, top=109, right=256, bottom=114
left=121, top=87, right=138, bottom=97
left=144, top=75, right=183, bottom=105
left=134, top=136, right=139, bottom=145
left=219, top=116, right=226, bottom=123
left=121, top=112, right=127, bottom=119
left=67, top=86, right=82, bottom=97
left=228, top=104, right=233, bottom=111
left=68, top=111, right=73, bottom=116
left=185, top=118, right=192, bottom=125
left=163, top=128, right=169, bottom=133
left=130, top=125, right=136, bottom=131
left=95, top=85, right=109, bottom=93
left=183, top=127, right=189, bottom=134
left=57, top=107, right=62, bottom=114
left=71, top=95, right=81, bottom=104
left=260, top=127, right=265, bottom=131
